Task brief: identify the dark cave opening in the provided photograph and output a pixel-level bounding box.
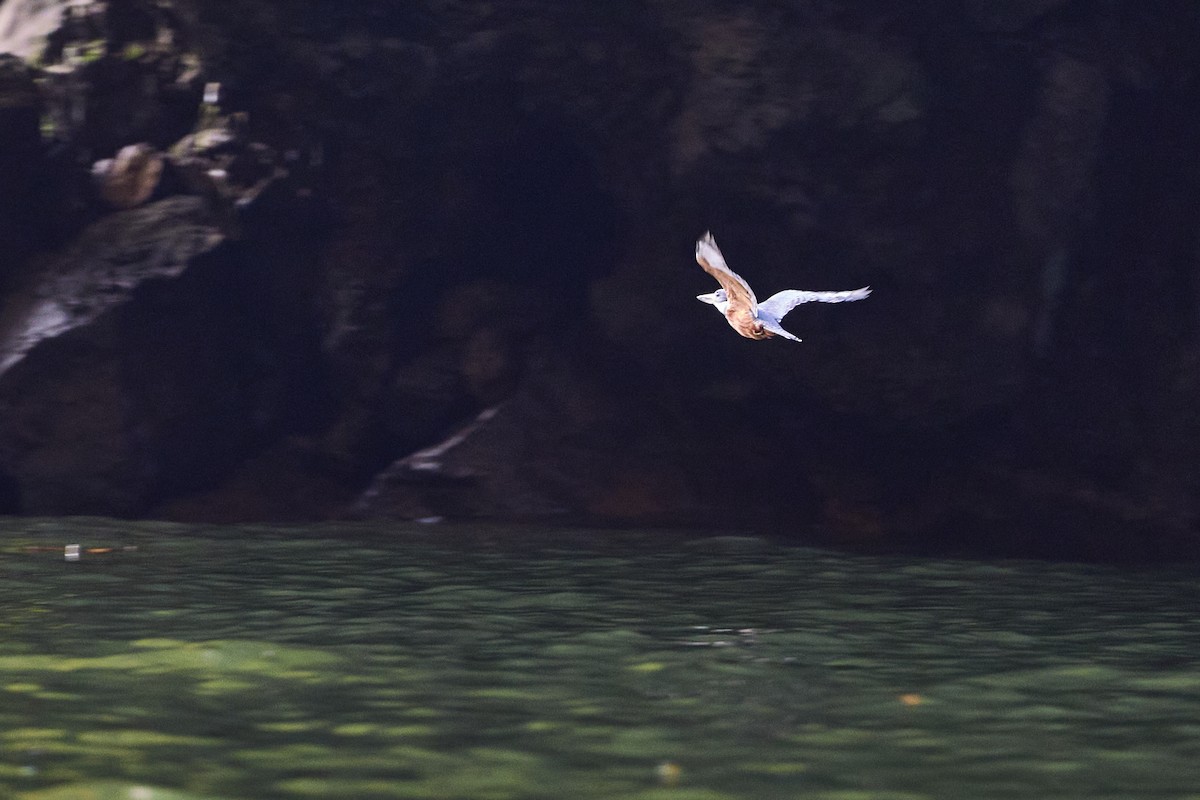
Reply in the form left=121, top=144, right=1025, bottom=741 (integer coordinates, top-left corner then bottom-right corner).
left=350, top=115, right=625, bottom=485
left=439, top=120, right=620, bottom=325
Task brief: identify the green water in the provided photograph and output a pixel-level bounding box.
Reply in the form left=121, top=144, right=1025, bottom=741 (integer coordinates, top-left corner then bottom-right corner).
left=1, top=518, right=1199, bottom=800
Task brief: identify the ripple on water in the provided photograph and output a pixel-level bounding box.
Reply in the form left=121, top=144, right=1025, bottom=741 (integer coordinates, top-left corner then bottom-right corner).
left=1, top=519, right=1199, bottom=799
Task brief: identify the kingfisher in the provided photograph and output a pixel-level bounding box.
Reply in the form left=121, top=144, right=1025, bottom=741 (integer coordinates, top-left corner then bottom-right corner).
left=695, top=232, right=870, bottom=342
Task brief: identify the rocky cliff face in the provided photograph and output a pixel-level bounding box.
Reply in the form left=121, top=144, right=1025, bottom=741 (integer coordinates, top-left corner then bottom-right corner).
left=0, top=0, right=1197, bottom=560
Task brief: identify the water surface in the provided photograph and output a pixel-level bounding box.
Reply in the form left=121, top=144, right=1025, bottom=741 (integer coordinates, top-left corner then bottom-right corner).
left=1, top=518, right=1199, bottom=799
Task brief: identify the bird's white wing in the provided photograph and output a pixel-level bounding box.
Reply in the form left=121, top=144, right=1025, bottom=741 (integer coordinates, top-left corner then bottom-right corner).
left=696, top=232, right=757, bottom=313
left=758, top=287, right=871, bottom=321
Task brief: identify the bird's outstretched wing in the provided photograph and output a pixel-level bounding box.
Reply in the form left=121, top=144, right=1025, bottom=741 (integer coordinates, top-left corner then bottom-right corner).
left=696, top=232, right=757, bottom=313
left=758, top=287, right=871, bottom=321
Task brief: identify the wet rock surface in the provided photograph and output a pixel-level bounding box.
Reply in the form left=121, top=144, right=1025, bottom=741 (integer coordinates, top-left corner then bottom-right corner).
left=0, top=195, right=222, bottom=374
left=0, top=0, right=1198, bottom=560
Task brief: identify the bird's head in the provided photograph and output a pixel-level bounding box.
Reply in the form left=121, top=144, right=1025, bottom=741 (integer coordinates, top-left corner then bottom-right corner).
left=697, top=288, right=728, bottom=309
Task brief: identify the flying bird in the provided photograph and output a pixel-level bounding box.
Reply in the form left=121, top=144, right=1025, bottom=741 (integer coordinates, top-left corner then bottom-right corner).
left=695, top=231, right=870, bottom=342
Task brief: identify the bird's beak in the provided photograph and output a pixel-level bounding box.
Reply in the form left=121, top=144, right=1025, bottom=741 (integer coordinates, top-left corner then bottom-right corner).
left=696, top=292, right=717, bottom=305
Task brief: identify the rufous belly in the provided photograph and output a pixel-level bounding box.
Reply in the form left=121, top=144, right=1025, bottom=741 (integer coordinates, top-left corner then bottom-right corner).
left=724, top=308, right=773, bottom=340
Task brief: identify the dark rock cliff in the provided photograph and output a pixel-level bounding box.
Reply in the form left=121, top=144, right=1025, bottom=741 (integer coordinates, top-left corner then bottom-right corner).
left=0, top=0, right=1197, bottom=560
